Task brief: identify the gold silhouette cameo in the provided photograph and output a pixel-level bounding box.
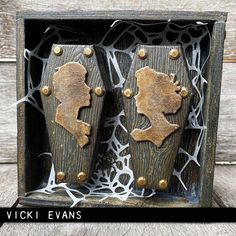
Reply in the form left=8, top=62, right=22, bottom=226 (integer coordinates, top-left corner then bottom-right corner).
left=131, top=66, right=185, bottom=147
left=53, top=62, right=91, bottom=148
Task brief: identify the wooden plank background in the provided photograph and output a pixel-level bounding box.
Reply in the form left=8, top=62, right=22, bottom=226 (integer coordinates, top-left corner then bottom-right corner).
left=0, top=63, right=16, bottom=163
left=0, top=1, right=235, bottom=234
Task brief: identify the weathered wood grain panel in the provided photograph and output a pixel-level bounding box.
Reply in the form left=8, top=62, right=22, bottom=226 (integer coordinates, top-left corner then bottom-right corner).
left=199, top=21, right=225, bottom=207
left=0, top=164, right=17, bottom=207
left=0, top=0, right=235, bottom=60
left=213, top=165, right=236, bottom=207
left=0, top=62, right=235, bottom=163
left=2, top=221, right=236, bottom=235
left=0, top=63, right=17, bottom=163
left=216, top=63, right=236, bottom=162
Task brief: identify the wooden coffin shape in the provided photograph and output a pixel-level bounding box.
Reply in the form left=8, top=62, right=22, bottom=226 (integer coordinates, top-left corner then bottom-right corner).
left=123, top=45, right=193, bottom=190
left=41, top=44, right=106, bottom=184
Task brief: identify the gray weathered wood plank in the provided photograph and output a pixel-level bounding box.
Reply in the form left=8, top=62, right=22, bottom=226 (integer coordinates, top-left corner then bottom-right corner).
left=213, top=165, right=236, bottom=207
left=0, top=164, right=17, bottom=207
left=1, top=222, right=236, bottom=236
left=0, top=63, right=17, bottom=163
left=0, top=0, right=235, bottom=60
left=16, top=10, right=227, bottom=21
left=0, top=62, right=235, bottom=163
left=199, top=21, right=225, bottom=207
left=216, top=63, right=236, bottom=162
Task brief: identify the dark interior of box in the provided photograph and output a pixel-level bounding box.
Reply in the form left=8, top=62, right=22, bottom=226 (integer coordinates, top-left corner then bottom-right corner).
left=20, top=19, right=214, bottom=206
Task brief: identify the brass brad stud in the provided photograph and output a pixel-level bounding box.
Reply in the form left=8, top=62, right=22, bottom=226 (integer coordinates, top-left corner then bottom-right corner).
left=180, top=87, right=189, bottom=98
left=123, top=88, right=133, bottom=98
left=77, top=172, right=87, bottom=183
left=95, top=87, right=105, bottom=97
left=159, top=179, right=168, bottom=190
left=169, top=48, right=180, bottom=60
left=54, top=46, right=63, bottom=56
left=41, top=86, right=51, bottom=96
left=57, top=171, right=65, bottom=181
left=137, top=48, right=147, bottom=59
left=83, top=47, right=93, bottom=57
left=137, top=176, right=147, bottom=188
